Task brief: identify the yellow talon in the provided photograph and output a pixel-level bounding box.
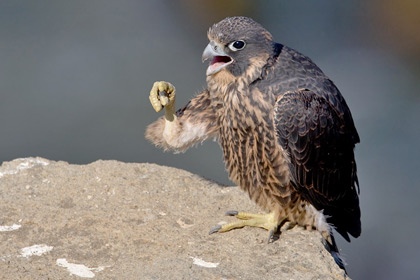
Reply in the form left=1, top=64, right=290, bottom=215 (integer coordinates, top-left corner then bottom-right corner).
left=210, top=211, right=283, bottom=243
left=160, top=95, right=169, bottom=106
left=149, top=81, right=176, bottom=113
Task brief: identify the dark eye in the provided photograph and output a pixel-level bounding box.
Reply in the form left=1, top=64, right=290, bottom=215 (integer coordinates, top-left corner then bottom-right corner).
left=228, top=40, right=246, bottom=51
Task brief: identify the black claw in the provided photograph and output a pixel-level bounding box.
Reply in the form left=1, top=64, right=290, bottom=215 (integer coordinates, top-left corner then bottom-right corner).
left=209, top=225, right=222, bottom=235
left=267, top=230, right=274, bottom=244
left=225, top=210, right=239, bottom=216
left=158, top=90, right=168, bottom=97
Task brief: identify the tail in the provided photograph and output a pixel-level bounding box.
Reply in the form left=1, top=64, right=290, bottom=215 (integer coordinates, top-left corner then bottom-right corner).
left=322, top=231, right=347, bottom=274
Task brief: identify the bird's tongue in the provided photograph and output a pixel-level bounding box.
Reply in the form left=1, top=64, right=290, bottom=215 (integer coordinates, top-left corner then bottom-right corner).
left=209, top=56, right=231, bottom=72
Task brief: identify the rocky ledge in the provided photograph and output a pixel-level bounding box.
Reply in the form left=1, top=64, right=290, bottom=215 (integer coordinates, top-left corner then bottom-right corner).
left=0, top=158, right=348, bottom=279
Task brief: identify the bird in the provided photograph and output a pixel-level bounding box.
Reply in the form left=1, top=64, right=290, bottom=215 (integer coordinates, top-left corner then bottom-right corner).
left=145, top=16, right=360, bottom=270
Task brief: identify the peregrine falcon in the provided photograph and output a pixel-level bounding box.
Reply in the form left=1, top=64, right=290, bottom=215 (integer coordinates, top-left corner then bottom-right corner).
left=146, top=16, right=360, bottom=269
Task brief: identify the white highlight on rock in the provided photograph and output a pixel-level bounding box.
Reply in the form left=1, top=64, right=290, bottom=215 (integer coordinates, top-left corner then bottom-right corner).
left=0, top=158, right=49, bottom=178
left=56, top=258, right=109, bottom=278
left=20, top=244, right=53, bottom=258
left=177, top=218, right=194, bottom=228
left=0, top=224, right=21, bottom=232
left=190, top=257, right=219, bottom=268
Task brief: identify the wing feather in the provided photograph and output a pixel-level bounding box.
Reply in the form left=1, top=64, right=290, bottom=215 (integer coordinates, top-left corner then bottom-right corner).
left=274, top=89, right=360, bottom=241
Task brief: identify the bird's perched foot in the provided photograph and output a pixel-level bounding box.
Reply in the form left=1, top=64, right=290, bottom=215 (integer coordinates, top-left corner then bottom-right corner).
left=209, top=211, right=283, bottom=243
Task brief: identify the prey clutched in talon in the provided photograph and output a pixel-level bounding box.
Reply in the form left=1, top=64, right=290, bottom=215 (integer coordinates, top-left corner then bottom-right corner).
left=149, top=81, right=176, bottom=113
left=209, top=211, right=282, bottom=243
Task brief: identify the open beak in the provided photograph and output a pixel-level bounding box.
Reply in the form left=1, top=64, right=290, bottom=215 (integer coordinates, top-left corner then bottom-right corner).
left=202, top=41, right=233, bottom=76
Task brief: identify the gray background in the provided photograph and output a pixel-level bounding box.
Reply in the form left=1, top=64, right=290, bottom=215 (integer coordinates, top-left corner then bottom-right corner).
left=1, top=1, right=419, bottom=279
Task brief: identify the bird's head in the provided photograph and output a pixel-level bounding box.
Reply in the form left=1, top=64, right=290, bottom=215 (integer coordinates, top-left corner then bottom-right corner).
left=203, top=17, right=275, bottom=79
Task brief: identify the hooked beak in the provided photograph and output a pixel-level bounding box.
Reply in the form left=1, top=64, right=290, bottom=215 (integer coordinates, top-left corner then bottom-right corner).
left=202, top=41, right=233, bottom=76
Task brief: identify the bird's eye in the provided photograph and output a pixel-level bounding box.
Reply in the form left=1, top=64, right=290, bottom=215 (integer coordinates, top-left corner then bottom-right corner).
left=228, top=40, right=246, bottom=51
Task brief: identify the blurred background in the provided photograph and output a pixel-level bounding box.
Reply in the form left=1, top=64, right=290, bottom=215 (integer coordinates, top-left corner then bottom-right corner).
left=1, top=0, right=419, bottom=278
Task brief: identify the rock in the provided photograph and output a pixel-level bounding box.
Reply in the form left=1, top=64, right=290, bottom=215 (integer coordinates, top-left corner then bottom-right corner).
left=0, top=158, right=349, bottom=279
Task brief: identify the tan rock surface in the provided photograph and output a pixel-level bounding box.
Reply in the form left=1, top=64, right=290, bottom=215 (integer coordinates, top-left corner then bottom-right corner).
left=0, top=158, right=348, bottom=279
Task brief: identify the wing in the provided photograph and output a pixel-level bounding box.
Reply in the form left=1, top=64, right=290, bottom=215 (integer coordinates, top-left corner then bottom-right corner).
left=274, top=89, right=360, bottom=241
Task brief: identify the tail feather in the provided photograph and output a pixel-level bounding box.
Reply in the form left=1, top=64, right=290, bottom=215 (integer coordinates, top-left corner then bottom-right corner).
left=323, top=231, right=347, bottom=274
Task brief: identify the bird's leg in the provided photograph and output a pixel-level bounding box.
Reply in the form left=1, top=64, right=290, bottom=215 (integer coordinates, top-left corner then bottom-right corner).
left=148, top=81, right=181, bottom=144
left=209, top=211, right=285, bottom=243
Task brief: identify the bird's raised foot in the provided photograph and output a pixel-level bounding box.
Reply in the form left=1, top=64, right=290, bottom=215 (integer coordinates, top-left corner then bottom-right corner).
left=210, top=211, right=282, bottom=243
left=149, top=81, right=176, bottom=113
